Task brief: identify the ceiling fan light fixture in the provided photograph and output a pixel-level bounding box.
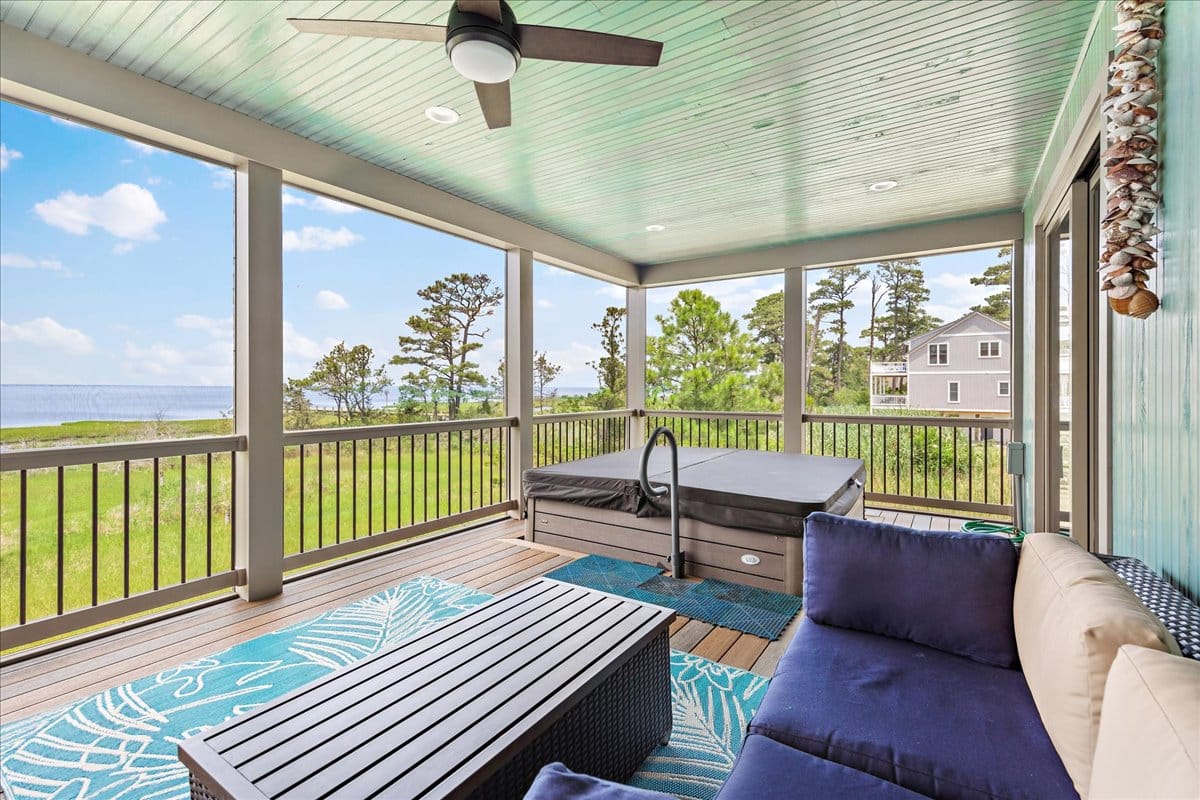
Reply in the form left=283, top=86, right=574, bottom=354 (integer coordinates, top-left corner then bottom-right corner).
left=645, top=224, right=666, bottom=232
left=425, top=106, right=460, bottom=124
left=868, top=180, right=899, bottom=192
left=448, top=36, right=519, bottom=83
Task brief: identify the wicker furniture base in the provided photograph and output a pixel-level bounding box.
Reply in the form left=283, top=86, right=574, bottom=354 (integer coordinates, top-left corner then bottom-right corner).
left=179, top=578, right=675, bottom=800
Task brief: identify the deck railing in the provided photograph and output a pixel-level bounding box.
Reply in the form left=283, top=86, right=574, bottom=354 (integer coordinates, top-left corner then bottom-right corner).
left=281, top=417, right=516, bottom=572
left=644, top=410, right=784, bottom=452
left=643, top=410, right=1012, bottom=518
left=0, top=436, right=245, bottom=650
left=532, top=409, right=633, bottom=467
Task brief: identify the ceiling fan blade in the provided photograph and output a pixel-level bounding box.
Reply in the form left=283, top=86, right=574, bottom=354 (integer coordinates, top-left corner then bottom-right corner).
left=456, top=0, right=502, bottom=22
left=517, top=25, right=663, bottom=67
left=475, top=81, right=511, bottom=129
left=288, top=18, right=446, bottom=42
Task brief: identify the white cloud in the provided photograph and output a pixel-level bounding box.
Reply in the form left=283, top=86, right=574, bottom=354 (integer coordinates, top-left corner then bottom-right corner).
left=112, top=242, right=136, bottom=255
left=123, top=341, right=185, bottom=375
left=309, top=196, right=360, bottom=215
left=206, top=164, right=234, bottom=190
left=34, top=183, right=167, bottom=241
left=1, top=317, right=94, bottom=355
left=926, top=272, right=993, bottom=321
left=175, top=314, right=232, bottom=338
left=51, top=116, right=86, bottom=129
left=122, top=339, right=232, bottom=385
left=649, top=276, right=783, bottom=317
left=543, top=341, right=605, bottom=384
left=595, top=284, right=627, bottom=301
left=0, top=143, right=22, bottom=171
left=315, top=289, right=349, bottom=310
left=282, top=191, right=361, bottom=215
left=283, top=321, right=324, bottom=361
left=283, top=225, right=362, bottom=252
left=536, top=298, right=554, bottom=310
left=127, top=140, right=158, bottom=155
left=146, top=176, right=162, bottom=186
left=1, top=253, right=65, bottom=272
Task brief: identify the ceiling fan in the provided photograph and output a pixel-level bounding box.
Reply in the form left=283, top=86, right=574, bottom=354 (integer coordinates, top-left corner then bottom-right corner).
left=288, top=0, right=664, bottom=130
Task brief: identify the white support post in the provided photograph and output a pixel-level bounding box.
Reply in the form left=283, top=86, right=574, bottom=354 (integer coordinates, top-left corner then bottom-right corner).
left=234, top=161, right=284, bottom=601
left=626, top=287, right=647, bottom=447
left=783, top=267, right=807, bottom=453
left=506, top=248, right=534, bottom=516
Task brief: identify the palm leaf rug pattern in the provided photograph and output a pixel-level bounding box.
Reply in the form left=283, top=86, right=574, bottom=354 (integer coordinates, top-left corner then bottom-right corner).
left=0, top=577, right=768, bottom=800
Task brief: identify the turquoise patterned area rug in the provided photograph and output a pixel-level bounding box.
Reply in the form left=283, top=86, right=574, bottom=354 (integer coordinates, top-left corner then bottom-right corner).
left=546, top=554, right=804, bottom=640
left=0, top=576, right=768, bottom=800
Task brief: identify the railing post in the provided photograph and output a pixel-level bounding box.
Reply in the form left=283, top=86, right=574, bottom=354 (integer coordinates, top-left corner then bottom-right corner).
left=626, top=286, right=647, bottom=447
left=234, top=161, right=284, bottom=601
left=783, top=267, right=807, bottom=453
left=505, top=248, right=533, bottom=516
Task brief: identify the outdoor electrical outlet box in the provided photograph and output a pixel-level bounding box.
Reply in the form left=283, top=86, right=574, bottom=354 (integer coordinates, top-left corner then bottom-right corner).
left=1007, top=442, right=1026, bottom=476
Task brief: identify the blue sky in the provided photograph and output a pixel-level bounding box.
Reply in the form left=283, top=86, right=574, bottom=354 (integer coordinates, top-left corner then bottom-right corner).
left=1, top=100, right=1005, bottom=392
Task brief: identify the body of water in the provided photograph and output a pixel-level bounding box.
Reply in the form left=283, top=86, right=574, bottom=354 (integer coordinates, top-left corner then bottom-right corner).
left=0, top=384, right=602, bottom=428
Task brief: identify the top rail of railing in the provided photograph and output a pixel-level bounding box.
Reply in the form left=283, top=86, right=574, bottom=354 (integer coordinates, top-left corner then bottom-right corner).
left=281, top=416, right=517, bottom=446
left=645, top=409, right=783, bottom=421
left=805, top=413, right=1012, bottom=428
left=0, top=435, right=247, bottom=471
left=533, top=409, right=635, bottom=423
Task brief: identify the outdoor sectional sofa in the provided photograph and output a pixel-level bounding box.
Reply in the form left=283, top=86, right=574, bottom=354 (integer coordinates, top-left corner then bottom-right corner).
left=525, top=514, right=1200, bottom=800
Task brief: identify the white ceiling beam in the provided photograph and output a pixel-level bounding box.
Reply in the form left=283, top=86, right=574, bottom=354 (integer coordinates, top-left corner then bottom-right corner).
left=0, top=24, right=637, bottom=286
left=639, top=210, right=1024, bottom=286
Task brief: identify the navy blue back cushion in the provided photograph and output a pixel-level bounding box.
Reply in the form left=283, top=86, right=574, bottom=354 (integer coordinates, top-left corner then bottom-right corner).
left=804, top=512, right=1019, bottom=668
left=523, top=763, right=676, bottom=800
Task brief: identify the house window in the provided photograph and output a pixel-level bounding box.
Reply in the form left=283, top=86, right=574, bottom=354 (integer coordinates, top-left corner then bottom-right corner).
left=998, top=380, right=1010, bottom=397
left=948, top=381, right=961, bottom=403
left=979, top=340, right=1001, bottom=358
left=928, top=343, right=948, bottom=365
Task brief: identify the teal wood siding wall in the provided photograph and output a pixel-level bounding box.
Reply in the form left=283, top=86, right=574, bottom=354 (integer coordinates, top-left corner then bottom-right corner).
left=1109, top=0, right=1199, bottom=601
left=1020, top=0, right=1199, bottom=600
left=1018, top=1, right=1113, bottom=524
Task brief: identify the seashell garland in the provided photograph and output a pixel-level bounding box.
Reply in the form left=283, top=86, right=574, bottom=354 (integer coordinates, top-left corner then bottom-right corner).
left=1100, top=0, right=1164, bottom=319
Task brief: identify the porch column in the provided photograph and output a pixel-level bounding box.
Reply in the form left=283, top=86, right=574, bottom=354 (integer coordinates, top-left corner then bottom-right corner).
left=234, top=161, right=284, bottom=601
left=783, top=267, right=807, bottom=453
left=505, top=248, right=534, bottom=515
left=626, top=286, right=647, bottom=447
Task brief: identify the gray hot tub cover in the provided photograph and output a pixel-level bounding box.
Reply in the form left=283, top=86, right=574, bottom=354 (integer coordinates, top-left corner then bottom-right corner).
left=522, top=447, right=865, bottom=536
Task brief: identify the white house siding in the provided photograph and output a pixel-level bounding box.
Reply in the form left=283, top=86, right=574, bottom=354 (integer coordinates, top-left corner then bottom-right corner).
left=905, top=314, right=1011, bottom=414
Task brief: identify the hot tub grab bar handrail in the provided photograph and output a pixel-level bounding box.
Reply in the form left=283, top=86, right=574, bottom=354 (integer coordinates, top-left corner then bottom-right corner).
left=639, top=426, right=684, bottom=579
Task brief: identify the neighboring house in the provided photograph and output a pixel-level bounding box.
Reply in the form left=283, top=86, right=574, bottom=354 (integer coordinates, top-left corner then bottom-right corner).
left=870, top=311, right=1011, bottom=417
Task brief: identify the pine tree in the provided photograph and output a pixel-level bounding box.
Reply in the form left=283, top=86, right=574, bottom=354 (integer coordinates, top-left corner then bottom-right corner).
left=809, top=265, right=866, bottom=391
left=970, top=245, right=1013, bottom=322
left=533, top=351, right=562, bottom=410
left=743, top=291, right=785, bottom=364
left=392, top=273, right=503, bottom=419
left=873, top=259, right=941, bottom=361
left=647, top=289, right=760, bottom=410
left=860, top=271, right=887, bottom=365
left=587, top=306, right=626, bottom=409
left=304, top=342, right=392, bottom=424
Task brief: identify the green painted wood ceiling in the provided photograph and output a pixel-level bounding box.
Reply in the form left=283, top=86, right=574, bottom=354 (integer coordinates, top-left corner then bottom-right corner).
left=0, top=0, right=1096, bottom=265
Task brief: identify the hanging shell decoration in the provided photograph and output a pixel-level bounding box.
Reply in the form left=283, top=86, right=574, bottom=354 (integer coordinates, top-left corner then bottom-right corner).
left=1100, top=0, right=1164, bottom=319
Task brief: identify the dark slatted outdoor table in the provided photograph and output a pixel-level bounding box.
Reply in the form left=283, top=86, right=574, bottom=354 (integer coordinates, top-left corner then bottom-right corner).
left=178, top=578, right=675, bottom=800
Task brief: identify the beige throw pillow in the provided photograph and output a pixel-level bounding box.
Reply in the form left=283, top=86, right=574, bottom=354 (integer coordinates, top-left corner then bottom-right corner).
left=1013, top=533, right=1180, bottom=797
left=1090, top=645, right=1200, bottom=799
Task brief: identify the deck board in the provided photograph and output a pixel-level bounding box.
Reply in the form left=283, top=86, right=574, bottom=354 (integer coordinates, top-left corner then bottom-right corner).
left=0, top=508, right=961, bottom=724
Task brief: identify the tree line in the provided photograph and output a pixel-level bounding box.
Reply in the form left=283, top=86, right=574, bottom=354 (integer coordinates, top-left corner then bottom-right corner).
left=284, top=247, right=1010, bottom=426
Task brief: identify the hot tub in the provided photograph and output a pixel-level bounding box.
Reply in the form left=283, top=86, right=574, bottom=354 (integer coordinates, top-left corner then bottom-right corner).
left=523, top=448, right=865, bottom=595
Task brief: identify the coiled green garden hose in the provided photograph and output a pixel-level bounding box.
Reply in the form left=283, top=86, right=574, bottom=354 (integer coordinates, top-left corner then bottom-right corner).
left=961, top=519, right=1026, bottom=543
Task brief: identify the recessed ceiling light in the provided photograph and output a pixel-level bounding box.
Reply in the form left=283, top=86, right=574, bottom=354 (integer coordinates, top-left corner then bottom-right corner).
left=645, top=224, right=666, bottom=232
left=425, top=106, right=460, bottom=125
left=868, top=180, right=899, bottom=192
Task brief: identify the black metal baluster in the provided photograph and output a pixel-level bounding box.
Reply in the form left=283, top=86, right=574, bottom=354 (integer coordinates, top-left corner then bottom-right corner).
left=318, top=443, right=324, bottom=548
left=92, top=463, right=99, bottom=606
left=953, top=427, right=960, bottom=501
left=435, top=432, right=441, bottom=519
left=206, top=452, right=213, bottom=577
left=153, top=458, right=160, bottom=591
left=335, top=441, right=342, bottom=543
left=299, top=445, right=305, bottom=553
left=57, top=466, right=65, bottom=614
left=383, top=436, right=388, bottom=529
left=123, top=461, right=130, bottom=597
left=230, top=454, right=237, bottom=569
left=368, top=438, right=373, bottom=534
left=181, top=455, right=187, bottom=582
left=19, top=470, right=27, bottom=624
left=984, top=426, right=989, bottom=506
left=352, top=439, right=359, bottom=539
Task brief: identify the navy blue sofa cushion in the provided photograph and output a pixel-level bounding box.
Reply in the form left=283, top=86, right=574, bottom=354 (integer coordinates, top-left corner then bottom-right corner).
left=522, top=763, right=676, bottom=800
left=804, top=511, right=1020, bottom=667
left=717, top=734, right=931, bottom=799
left=749, top=620, right=1078, bottom=800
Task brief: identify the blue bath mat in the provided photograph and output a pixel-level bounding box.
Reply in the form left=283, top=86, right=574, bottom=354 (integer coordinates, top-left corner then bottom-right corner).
left=0, top=575, right=768, bottom=800
left=546, top=554, right=803, bottom=639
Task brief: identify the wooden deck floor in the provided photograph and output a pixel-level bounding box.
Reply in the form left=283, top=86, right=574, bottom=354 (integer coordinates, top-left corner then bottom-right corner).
left=0, top=508, right=970, bottom=725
